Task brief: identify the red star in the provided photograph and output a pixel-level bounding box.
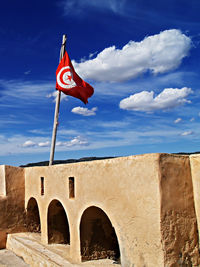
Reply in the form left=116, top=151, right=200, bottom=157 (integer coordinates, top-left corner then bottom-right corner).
left=67, top=75, right=72, bottom=81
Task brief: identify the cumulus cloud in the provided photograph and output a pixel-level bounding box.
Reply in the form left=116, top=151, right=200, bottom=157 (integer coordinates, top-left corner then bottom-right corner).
left=22, top=140, right=50, bottom=148
left=181, top=131, right=193, bottom=136
left=71, top=106, right=97, bottom=116
left=56, top=136, right=88, bottom=147
left=22, top=140, right=36, bottom=147
left=174, top=118, right=182, bottom=124
left=38, top=141, right=50, bottom=147
left=18, top=135, right=88, bottom=154
left=119, top=87, right=192, bottom=112
left=190, top=117, right=195, bottom=122
left=73, top=29, right=192, bottom=82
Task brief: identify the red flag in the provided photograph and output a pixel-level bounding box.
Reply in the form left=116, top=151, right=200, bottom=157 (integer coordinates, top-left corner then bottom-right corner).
left=56, top=51, right=94, bottom=104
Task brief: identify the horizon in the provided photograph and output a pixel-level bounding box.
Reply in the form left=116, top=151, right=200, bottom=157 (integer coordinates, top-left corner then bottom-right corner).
left=0, top=0, right=200, bottom=166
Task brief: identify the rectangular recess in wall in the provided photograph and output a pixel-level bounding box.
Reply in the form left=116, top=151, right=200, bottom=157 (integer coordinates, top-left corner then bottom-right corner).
left=41, top=177, right=44, bottom=195
left=69, top=177, right=75, bottom=199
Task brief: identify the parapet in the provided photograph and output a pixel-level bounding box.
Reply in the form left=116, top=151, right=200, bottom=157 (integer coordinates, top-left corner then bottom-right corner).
left=0, top=153, right=200, bottom=266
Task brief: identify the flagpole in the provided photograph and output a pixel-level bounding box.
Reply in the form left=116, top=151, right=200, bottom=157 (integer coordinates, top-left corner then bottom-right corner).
left=49, top=34, right=67, bottom=166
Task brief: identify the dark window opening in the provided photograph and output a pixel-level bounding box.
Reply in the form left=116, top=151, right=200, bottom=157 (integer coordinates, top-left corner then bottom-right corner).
left=80, top=206, right=120, bottom=263
left=69, top=177, right=75, bottom=198
left=41, top=177, right=44, bottom=195
left=47, top=200, right=70, bottom=244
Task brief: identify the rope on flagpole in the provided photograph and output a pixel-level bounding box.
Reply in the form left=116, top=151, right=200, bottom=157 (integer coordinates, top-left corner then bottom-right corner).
left=49, top=34, right=67, bottom=166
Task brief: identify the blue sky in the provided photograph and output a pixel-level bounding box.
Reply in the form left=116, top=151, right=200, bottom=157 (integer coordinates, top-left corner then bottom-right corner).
left=1, top=0, right=200, bottom=166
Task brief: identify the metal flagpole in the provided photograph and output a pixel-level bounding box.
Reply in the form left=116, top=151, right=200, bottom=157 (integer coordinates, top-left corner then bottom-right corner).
left=49, top=34, right=67, bottom=166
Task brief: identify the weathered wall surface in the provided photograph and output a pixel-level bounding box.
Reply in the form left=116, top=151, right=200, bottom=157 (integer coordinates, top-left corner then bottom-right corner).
left=159, top=154, right=200, bottom=266
left=25, top=154, right=164, bottom=267
left=1, top=153, right=200, bottom=266
left=190, top=155, right=200, bottom=246
left=0, top=165, right=26, bottom=248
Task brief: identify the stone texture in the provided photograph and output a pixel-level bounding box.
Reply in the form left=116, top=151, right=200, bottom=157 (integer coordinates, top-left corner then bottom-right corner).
left=25, top=154, right=164, bottom=266
left=190, top=154, right=200, bottom=246
left=1, top=153, right=200, bottom=266
left=0, top=166, right=26, bottom=249
left=159, top=154, right=200, bottom=266
left=6, top=233, right=117, bottom=267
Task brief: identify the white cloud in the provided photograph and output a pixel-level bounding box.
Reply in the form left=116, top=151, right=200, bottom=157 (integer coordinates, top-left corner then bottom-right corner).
left=1, top=116, right=200, bottom=158
left=119, top=87, right=192, bottom=112
left=0, top=134, right=89, bottom=156
left=56, top=136, right=88, bottom=147
left=89, top=51, right=98, bottom=59
left=181, top=131, right=193, bottom=136
left=22, top=140, right=36, bottom=147
left=174, top=118, right=182, bottom=124
left=190, top=117, right=195, bottom=122
left=22, top=140, right=50, bottom=148
left=71, top=106, right=97, bottom=116
left=0, top=80, right=53, bottom=98
left=70, top=136, right=88, bottom=146
left=46, top=91, right=68, bottom=102
left=0, top=79, right=54, bottom=106
left=72, top=29, right=192, bottom=82
left=38, top=141, right=50, bottom=147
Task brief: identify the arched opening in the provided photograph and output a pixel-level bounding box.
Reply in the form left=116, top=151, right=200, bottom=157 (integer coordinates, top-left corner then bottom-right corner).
left=47, top=200, right=70, bottom=244
left=26, top=197, right=41, bottom=232
left=80, top=206, right=120, bottom=262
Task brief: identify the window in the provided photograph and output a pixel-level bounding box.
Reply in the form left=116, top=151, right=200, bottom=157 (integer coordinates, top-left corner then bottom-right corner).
left=41, top=177, right=44, bottom=195
left=69, top=177, right=75, bottom=198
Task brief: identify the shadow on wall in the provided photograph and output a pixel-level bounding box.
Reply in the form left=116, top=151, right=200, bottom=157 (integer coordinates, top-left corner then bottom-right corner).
left=80, top=206, right=120, bottom=262
left=47, top=199, right=70, bottom=244
left=26, top=197, right=41, bottom=233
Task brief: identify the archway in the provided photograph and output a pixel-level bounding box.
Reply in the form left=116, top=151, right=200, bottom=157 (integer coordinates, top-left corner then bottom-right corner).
left=80, top=206, right=120, bottom=262
left=47, top=200, right=70, bottom=244
left=26, top=197, right=41, bottom=232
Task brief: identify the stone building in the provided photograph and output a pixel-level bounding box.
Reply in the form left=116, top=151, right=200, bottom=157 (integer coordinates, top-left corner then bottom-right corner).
left=0, top=153, right=200, bottom=266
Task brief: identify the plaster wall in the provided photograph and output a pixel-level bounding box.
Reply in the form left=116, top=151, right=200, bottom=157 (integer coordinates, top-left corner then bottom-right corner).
left=159, top=154, right=199, bottom=266
left=25, top=153, right=164, bottom=267
left=1, top=153, right=199, bottom=266
left=189, top=154, right=200, bottom=244
left=0, top=165, right=26, bottom=248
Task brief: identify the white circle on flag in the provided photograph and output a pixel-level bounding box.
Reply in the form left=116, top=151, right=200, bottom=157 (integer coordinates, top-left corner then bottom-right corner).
left=57, top=66, right=76, bottom=89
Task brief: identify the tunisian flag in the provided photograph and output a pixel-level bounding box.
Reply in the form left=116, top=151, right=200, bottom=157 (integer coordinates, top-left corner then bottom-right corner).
left=56, top=51, right=94, bottom=104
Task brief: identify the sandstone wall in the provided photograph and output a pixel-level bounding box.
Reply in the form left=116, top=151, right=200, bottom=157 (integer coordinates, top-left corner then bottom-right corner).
left=1, top=153, right=200, bottom=266
left=159, top=154, right=200, bottom=266
left=189, top=155, right=200, bottom=246
left=0, top=165, right=26, bottom=248
left=25, top=154, right=164, bottom=266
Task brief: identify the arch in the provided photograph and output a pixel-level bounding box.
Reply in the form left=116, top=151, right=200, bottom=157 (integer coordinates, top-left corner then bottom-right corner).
left=26, top=197, right=41, bottom=232
left=80, top=206, right=120, bottom=262
left=47, top=199, right=70, bottom=244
